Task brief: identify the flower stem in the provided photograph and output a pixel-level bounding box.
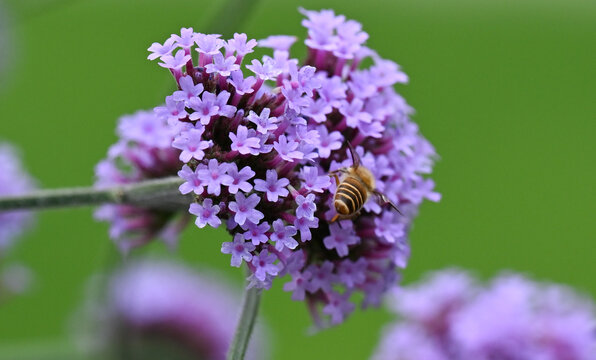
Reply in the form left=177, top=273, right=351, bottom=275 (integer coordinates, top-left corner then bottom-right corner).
left=0, top=177, right=192, bottom=212
left=227, top=277, right=262, bottom=360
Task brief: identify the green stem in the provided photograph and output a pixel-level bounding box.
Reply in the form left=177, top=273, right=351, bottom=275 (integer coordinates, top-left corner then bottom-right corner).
left=0, top=177, right=191, bottom=212
left=227, top=278, right=262, bottom=360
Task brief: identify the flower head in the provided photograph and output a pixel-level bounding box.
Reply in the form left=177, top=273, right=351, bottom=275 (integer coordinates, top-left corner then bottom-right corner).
left=372, top=270, right=596, bottom=360
left=74, top=260, right=266, bottom=360
left=94, top=110, right=188, bottom=253
left=149, top=9, right=439, bottom=326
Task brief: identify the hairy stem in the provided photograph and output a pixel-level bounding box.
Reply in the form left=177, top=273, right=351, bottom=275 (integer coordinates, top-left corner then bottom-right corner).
left=0, top=177, right=192, bottom=212
left=227, top=277, right=262, bottom=360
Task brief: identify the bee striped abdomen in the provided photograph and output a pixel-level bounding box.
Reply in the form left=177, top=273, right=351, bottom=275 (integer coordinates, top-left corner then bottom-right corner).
left=334, top=176, right=367, bottom=215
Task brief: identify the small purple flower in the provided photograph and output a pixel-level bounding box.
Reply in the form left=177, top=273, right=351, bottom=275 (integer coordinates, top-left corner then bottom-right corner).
left=230, top=125, right=261, bottom=155
left=242, top=221, right=270, bottom=246
left=322, top=291, right=355, bottom=325
left=147, top=37, right=176, bottom=60
left=273, top=135, right=303, bottom=162
left=293, top=216, right=318, bottom=242
left=246, top=58, right=282, bottom=80
left=228, top=193, right=263, bottom=226
left=221, top=163, right=255, bottom=194
left=253, top=170, right=289, bottom=202
left=205, top=52, right=240, bottom=76
left=270, top=219, right=298, bottom=251
left=300, top=166, right=331, bottom=193
left=283, top=270, right=312, bottom=301
left=227, top=71, right=256, bottom=95
left=258, top=35, right=297, bottom=51
left=339, top=98, right=372, bottom=128
left=316, top=126, right=343, bottom=159
left=226, top=33, right=257, bottom=57
left=172, top=128, right=211, bottom=162
left=307, top=261, right=335, bottom=293
left=172, top=75, right=204, bottom=104
left=196, top=159, right=229, bottom=196
left=195, top=34, right=223, bottom=55
left=247, top=108, right=278, bottom=134
left=295, top=193, right=316, bottom=219
left=158, top=49, right=190, bottom=70
left=177, top=164, right=204, bottom=195
left=214, top=91, right=237, bottom=118
left=251, top=250, right=280, bottom=281
left=302, top=98, right=332, bottom=124
left=323, top=222, right=360, bottom=257
left=336, top=259, right=367, bottom=288
left=153, top=96, right=187, bottom=124
left=189, top=198, right=221, bottom=228
left=374, top=211, right=405, bottom=244
left=188, top=92, right=219, bottom=125
left=221, top=234, right=255, bottom=267
left=171, top=27, right=196, bottom=48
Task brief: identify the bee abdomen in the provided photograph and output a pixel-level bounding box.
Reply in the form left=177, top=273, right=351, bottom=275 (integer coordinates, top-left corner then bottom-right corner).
left=334, top=176, right=367, bottom=215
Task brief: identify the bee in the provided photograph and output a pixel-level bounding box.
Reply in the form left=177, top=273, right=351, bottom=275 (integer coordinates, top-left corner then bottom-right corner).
left=329, top=143, right=402, bottom=222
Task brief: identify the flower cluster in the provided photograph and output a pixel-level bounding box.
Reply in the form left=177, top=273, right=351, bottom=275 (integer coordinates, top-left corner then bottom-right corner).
left=372, top=270, right=596, bottom=360
left=74, top=260, right=265, bottom=360
left=148, top=8, right=439, bottom=325
left=94, top=110, right=188, bottom=253
left=0, top=142, right=36, bottom=298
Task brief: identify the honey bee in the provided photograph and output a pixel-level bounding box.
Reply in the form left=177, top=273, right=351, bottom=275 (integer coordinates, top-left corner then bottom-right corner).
left=329, top=143, right=402, bottom=222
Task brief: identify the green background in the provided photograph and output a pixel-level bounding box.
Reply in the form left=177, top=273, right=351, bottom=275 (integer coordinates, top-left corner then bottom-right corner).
left=0, top=0, right=595, bottom=358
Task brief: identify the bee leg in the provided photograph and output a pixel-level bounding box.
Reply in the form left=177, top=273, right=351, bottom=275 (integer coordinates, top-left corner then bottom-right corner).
left=328, top=168, right=349, bottom=186
left=373, top=190, right=403, bottom=216
left=330, top=214, right=340, bottom=223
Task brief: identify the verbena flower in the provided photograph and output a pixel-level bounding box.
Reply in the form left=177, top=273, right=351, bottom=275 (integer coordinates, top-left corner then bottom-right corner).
left=94, top=110, right=189, bottom=254
left=74, top=260, right=266, bottom=360
left=148, top=8, right=439, bottom=326
left=372, top=269, right=596, bottom=360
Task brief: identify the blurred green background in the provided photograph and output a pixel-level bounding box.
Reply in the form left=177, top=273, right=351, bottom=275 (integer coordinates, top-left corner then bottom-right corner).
left=0, top=0, right=595, bottom=358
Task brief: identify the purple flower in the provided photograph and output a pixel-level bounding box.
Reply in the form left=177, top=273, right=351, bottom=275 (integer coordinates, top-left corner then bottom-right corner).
left=227, top=71, right=256, bottom=95
left=307, top=261, right=335, bottom=293
left=172, top=75, right=204, bottom=104
left=283, top=270, right=312, bottom=301
left=295, top=193, right=316, bottom=219
left=247, top=108, right=278, bottom=134
left=242, top=221, right=270, bottom=246
left=94, top=110, right=186, bottom=253
left=147, top=37, right=176, bottom=60
left=251, top=250, right=280, bottom=281
left=323, top=222, right=360, bottom=257
left=230, top=125, right=261, bottom=155
left=270, top=219, right=298, bottom=251
left=148, top=9, right=439, bottom=326
left=196, top=159, right=229, bottom=196
left=195, top=34, right=224, bottom=55
left=158, top=49, right=190, bottom=70
left=253, top=170, right=289, bottom=202
left=221, top=234, right=255, bottom=267
left=188, top=92, right=219, bottom=125
left=172, top=127, right=211, bottom=162
left=246, top=58, right=282, bottom=80
left=316, top=125, right=343, bottom=158
left=273, top=135, right=303, bottom=162
left=293, top=216, right=318, bottom=242
left=177, top=164, right=204, bottom=195
left=189, top=198, right=221, bottom=228
left=300, top=166, right=331, bottom=193
left=228, top=193, right=263, bottom=226
left=78, top=261, right=266, bottom=360
left=205, top=53, right=240, bottom=76
left=373, top=270, right=596, bottom=360
left=258, top=35, right=297, bottom=51
left=171, top=27, right=196, bottom=48
left=221, top=163, right=255, bottom=194
left=226, top=33, right=257, bottom=57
